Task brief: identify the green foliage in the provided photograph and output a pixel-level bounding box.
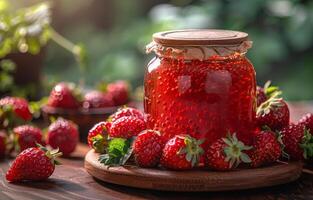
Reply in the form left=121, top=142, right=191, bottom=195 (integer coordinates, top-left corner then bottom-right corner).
left=0, top=59, right=15, bottom=91
left=3, top=0, right=313, bottom=100
left=0, top=2, right=51, bottom=57
left=43, top=0, right=313, bottom=101
left=0, top=0, right=87, bottom=66
left=0, top=0, right=88, bottom=98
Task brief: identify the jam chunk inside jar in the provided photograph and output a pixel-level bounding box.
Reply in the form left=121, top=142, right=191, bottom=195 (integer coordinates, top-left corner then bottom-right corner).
left=145, top=29, right=256, bottom=148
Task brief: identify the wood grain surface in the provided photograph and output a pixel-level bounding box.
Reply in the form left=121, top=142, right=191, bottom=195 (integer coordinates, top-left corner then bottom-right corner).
left=0, top=102, right=313, bottom=199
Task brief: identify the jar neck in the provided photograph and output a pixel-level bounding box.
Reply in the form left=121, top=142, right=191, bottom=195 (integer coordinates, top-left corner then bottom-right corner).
left=146, top=41, right=252, bottom=61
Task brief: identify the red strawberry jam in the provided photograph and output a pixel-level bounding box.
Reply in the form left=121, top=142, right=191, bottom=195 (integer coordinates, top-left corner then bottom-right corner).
left=145, top=29, right=256, bottom=148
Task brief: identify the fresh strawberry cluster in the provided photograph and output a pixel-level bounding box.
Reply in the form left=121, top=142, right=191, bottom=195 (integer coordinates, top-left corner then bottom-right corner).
left=2, top=117, right=79, bottom=182
left=0, top=95, right=80, bottom=182
left=0, top=96, right=32, bottom=128
left=87, top=81, right=313, bottom=171
left=47, top=81, right=129, bottom=110
left=255, top=82, right=313, bottom=162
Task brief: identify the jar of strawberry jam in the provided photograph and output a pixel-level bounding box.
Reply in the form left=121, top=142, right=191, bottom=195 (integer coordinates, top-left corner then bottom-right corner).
left=145, top=29, right=256, bottom=147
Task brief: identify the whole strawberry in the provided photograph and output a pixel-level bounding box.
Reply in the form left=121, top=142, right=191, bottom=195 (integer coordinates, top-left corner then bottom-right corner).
left=87, top=121, right=110, bottom=153
left=256, top=93, right=289, bottom=131
left=47, top=82, right=81, bottom=109
left=133, top=130, right=165, bottom=167
left=109, top=116, right=146, bottom=139
left=256, top=86, right=267, bottom=106
left=83, top=91, right=114, bottom=109
left=47, top=118, right=79, bottom=156
left=298, top=113, right=313, bottom=132
left=6, top=145, right=62, bottom=182
left=107, top=81, right=129, bottom=106
left=206, top=133, right=251, bottom=171
left=13, top=125, right=43, bottom=152
left=0, top=131, right=6, bottom=158
left=110, top=107, right=145, bottom=123
left=281, top=124, right=313, bottom=160
left=249, top=131, right=281, bottom=167
left=160, top=135, right=204, bottom=170
left=0, top=97, right=32, bottom=121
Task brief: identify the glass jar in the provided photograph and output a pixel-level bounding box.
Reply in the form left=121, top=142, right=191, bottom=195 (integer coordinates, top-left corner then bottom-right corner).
left=144, top=29, right=256, bottom=148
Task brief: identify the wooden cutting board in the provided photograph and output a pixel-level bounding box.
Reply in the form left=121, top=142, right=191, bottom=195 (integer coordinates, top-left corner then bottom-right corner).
left=84, top=150, right=303, bottom=192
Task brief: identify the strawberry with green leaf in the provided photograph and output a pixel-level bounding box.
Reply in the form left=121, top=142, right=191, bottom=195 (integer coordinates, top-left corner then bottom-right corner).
left=206, top=133, right=251, bottom=171
left=0, top=97, right=32, bottom=127
left=6, top=144, right=62, bottom=182
left=281, top=124, right=313, bottom=160
left=257, top=81, right=281, bottom=106
left=160, top=135, right=204, bottom=170
left=87, top=121, right=110, bottom=153
left=256, top=91, right=290, bottom=131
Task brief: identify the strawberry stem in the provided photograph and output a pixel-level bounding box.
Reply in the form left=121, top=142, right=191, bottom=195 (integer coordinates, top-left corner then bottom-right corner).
left=300, top=128, right=313, bottom=159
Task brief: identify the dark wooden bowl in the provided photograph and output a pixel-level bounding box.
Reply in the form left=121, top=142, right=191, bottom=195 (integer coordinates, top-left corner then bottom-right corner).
left=42, top=105, right=119, bottom=142
left=85, top=150, right=303, bottom=192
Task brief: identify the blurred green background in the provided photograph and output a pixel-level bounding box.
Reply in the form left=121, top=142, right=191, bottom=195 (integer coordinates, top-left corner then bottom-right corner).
left=2, top=0, right=313, bottom=101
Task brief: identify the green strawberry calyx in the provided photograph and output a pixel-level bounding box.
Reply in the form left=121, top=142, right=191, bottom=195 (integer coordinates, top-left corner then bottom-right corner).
left=178, top=135, right=204, bottom=167
left=92, top=133, right=108, bottom=154
left=257, top=91, right=283, bottom=116
left=276, top=131, right=290, bottom=159
left=222, top=133, right=252, bottom=168
left=263, top=81, right=281, bottom=99
left=98, top=137, right=134, bottom=167
left=300, top=128, right=313, bottom=159
left=37, top=143, right=62, bottom=165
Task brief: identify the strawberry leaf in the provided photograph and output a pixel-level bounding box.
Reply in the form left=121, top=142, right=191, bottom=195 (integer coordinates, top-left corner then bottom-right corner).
left=98, top=137, right=134, bottom=166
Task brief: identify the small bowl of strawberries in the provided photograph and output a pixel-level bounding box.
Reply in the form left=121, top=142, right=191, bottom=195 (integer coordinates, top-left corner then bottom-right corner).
left=42, top=80, right=135, bottom=142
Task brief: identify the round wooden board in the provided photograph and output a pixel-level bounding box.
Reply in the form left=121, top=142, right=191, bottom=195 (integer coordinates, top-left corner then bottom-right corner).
left=84, top=150, right=303, bottom=192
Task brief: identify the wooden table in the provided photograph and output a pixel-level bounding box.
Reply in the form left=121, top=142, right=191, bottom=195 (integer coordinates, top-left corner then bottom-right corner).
left=1, top=102, right=313, bottom=200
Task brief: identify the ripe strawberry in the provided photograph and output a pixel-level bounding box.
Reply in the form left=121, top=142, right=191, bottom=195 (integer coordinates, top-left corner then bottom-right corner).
left=47, top=82, right=81, bottom=109
left=109, top=116, right=146, bottom=139
left=107, top=81, right=129, bottom=106
left=0, top=97, right=32, bottom=121
left=13, top=125, right=43, bottom=152
left=206, top=133, right=251, bottom=171
left=298, top=113, right=313, bottom=132
left=160, top=135, right=204, bottom=170
left=47, top=118, right=79, bottom=156
left=281, top=124, right=313, bottom=160
left=249, top=131, right=281, bottom=167
left=133, top=130, right=165, bottom=167
left=87, top=121, right=110, bottom=153
left=0, top=131, right=6, bottom=158
left=6, top=145, right=62, bottom=182
left=256, top=86, right=267, bottom=107
left=110, top=107, right=145, bottom=123
left=83, top=91, right=114, bottom=109
left=256, top=92, right=289, bottom=131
